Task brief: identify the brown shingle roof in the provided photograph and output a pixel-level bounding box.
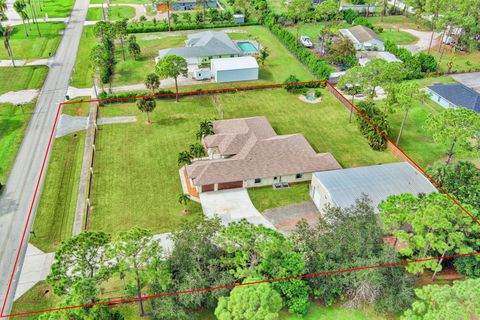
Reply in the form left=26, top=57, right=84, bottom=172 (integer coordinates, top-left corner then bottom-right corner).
left=186, top=117, right=341, bottom=186
left=348, top=25, right=381, bottom=43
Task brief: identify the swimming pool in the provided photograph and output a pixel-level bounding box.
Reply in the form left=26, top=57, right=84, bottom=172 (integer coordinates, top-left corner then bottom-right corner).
left=237, top=41, right=258, bottom=53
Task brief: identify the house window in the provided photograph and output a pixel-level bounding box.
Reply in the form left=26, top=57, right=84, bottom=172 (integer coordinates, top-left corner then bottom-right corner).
left=296, top=174, right=303, bottom=179
left=254, top=178, right=262, bottom=184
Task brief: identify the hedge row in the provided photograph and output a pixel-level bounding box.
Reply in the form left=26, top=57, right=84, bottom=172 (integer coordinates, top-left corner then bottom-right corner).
left=127, top=21, right=258, bottom=33
left=355, top=101, right=389, bottom=151
left=98, top=90, right=174, bottom=104
left=384, top=40, right=437, bottom=79
left=265, top=16, right=332, bottom=80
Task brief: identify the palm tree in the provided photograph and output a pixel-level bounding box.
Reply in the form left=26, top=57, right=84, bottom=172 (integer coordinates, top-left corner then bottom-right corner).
left=136, top=98, right=156, bottom=124
left=178, top=193, right=191, bottom=212
left=144, top=73, right=160, bottom=95
left=196, top=120, right=213, bottom=140
left=14, top=0, right=29, bottom=37
left=26, top=0, right=40, bottom=36
left=178, top=151, right=193, bottom=166
left=0, top=0, right=7, bottom=16
left=256, top=47, right=269, bottom=66
left=1, top=25, right=16, bottom=67
left=189, top=143, right=206, bottom=158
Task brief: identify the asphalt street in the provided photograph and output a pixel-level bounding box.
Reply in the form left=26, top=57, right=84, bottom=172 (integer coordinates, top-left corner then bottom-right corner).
left=0, top=0, right=90, bottom=316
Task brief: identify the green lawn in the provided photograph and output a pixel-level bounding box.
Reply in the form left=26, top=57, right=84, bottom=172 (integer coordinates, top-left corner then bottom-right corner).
left=0, top=103, right=35, bottom=182
left=86, top=6, right=136, bottom=21
left=286, top=22, right=351, bottom=42
left=385, top=76, right=478, bottom=167
left=71, top=25, right=313, bottom=88
left=38, top=0, right=75, bottom=17
left=63, top=97, right=91, bottom=116
left=0, top=66, right=48, bottom=94
left=11, top=282, right=59, bottom=320
left=0, top=22, right=64, bottom=60
left=217, top=89, right=397, bottom=168
left=379, top=30, right=418, bottom=45
left=428, top=49, right=480, bottom=73
left=71, top=26, right=96, bottom=88
left=367, top=15, right=431, bottom=31
left=90, top=0, right=146, bottom=3
left=87, top=100, right=209, bottom=235
left=31, top=132, right=85, bottom=252
left=248, top=183, right=311, bottom=212
left=280, top=303, right=388, bottom=320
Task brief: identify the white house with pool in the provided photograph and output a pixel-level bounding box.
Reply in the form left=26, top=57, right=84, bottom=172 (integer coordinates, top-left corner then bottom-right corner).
left=156, top=31, right=260, bottom=66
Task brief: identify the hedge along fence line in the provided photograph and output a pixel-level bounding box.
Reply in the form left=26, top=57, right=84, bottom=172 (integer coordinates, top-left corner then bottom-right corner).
left=265, top=16, right=332, bottom=80
left=126, top=21, right=259, bottom=33
left=326, top=83, right=416, bottom=166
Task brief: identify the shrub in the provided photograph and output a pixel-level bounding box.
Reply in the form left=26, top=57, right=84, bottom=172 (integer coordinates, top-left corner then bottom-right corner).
left=314, top=89, right=323, bottom=97
left=355, top=101, right=389, bottom=150
left=283, top=75, right=302, bottom=92
left=352, top=17, right=373, bottom=29
left=342, top=9, right=358, bottom=24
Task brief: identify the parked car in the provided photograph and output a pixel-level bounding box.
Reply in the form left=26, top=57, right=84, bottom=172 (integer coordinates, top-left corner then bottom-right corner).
left=300, top=35, right=313, bottom=48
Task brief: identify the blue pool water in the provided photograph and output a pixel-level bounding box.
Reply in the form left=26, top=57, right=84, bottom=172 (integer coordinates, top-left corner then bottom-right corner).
left=237, top=41, right=258, bottom=53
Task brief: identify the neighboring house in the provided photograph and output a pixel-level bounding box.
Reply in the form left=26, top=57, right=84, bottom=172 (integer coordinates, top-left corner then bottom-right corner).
left=157, top=31, right=241, bottom=65
left=427, top=83, right=480, bottom=113
left=211, top=56, right=259, bottom=83
left=185, top=116, right=341, bottom=193
left=339, top=25, right=385, bottom=51
left=233, top=14, right=245, bottom=24
left=158, top=0, right=217, bottom=11
left=339, top=4, right=376, bottom=13
left=310, top=162, right=437, bottom=213
left=358, top=51, right=402, bottom=66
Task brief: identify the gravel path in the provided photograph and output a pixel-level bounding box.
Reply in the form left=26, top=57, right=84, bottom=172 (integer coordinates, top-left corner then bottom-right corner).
left=399, top=28, right=440, bottom=53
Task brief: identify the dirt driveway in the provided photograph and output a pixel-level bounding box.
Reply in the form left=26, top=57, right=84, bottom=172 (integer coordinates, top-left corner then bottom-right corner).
left=263, top=200, right=320, bottom=235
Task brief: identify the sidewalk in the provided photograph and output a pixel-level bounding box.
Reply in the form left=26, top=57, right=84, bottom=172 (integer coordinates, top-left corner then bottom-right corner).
left=0, top=59, right=51, bottom=67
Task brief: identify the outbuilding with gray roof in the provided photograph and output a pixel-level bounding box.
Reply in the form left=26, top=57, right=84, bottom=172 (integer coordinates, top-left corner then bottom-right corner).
left=310, top=162, right=437, bottom=212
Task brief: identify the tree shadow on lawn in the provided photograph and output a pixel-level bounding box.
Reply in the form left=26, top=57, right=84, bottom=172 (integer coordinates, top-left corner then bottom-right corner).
left=153, top=115, right=189, bottom=126
left=0, top=118, right=23, bottom=137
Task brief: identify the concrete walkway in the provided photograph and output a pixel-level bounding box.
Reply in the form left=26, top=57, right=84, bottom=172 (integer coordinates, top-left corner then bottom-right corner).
left=13, top=245, right=54, bottom=301
left=0, top=59, right=51, bottom=68
left=0, top=89, right=38, bottom=104
left=55, top=114, right=89, bottom=137
left=199, top=189, right=275, bottom=229
left=97, top=116, right=137, bottom=125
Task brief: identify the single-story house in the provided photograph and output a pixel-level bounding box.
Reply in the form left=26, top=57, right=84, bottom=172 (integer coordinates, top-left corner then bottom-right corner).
left=426, top=83, right=480, bottom=113
left=359, top=51, right=402, bottom=66
left=211, top=56, right=259, bottom=83
left=310, top=162, right=437, bottom=212
left=157, top=31, right=241, bottom=65
left=158, top=0, right=217, bottom=11
left=339, top=4, right=376, bottom=13
left=185, top=116, right=341, bottom=193
left=339, top=25, right=384, bottom=51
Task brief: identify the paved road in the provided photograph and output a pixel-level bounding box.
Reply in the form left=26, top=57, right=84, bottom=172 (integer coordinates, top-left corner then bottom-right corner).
left=0, top=0, right=89, bottom=316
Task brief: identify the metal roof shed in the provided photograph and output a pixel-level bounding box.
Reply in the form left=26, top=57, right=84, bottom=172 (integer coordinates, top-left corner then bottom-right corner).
left=211, top=56, right=259, bottom=83
left=310, top=162, right=437, bottom=212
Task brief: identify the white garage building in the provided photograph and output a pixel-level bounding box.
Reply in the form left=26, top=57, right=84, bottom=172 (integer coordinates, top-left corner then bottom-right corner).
left=310, top=162, right=437, bottom=213
left=211, top=56, right=259, bottom=83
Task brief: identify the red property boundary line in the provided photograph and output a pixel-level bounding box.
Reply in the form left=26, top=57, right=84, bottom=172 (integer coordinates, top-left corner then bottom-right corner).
left=1, top=80, right=479, bottom=318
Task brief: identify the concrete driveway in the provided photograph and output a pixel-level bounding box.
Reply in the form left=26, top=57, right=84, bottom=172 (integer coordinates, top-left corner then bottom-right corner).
left=199, top=189, right=275, bottom=229
left=451, top=72, right=480, bottom=93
